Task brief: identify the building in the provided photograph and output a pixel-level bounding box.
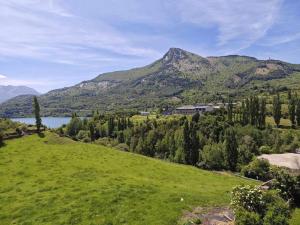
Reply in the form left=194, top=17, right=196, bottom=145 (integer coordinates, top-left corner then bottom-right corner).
left=140, top=111, right=150, bottom=116
left=174, top=104, right=214, bottom=115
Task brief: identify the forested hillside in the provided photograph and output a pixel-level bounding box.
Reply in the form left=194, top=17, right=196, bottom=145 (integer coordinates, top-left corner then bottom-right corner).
left=1, top=48, right=300, bottom=117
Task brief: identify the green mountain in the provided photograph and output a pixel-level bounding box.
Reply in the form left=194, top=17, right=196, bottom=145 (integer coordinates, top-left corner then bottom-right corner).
left=1, top=48, right=300, bottom=117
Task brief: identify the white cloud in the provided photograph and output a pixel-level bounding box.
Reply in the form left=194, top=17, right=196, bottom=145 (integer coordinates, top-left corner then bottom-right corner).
left=262, top=32, right=300, bottom=46
left=172, top=0, right=283, bottom=51
left=0, top=74, right=7, bottom=79
left=0, top=0, right=161, bottom=65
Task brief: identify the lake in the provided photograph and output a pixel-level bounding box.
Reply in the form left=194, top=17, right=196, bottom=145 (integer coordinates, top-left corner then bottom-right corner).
left=11, top=117, right=72, bottom=129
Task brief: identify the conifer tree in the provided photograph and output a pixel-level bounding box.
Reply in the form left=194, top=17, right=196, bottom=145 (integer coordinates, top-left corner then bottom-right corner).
left=273, top=93, right=282, bottom=128
left=227, top=99, right=233, bottom=124
left=183, top=120, right=190, bottom=164
left=288, top=96, right=296, bottom=128
left=224, top=127, right=238, bottom=171
left=33, top=96, right=42, bottom=133
left=296, top=99, right=300, bottom=127
left=189, top=122, right=199, bottom=165
left=258, top=98, right=266, bottom=129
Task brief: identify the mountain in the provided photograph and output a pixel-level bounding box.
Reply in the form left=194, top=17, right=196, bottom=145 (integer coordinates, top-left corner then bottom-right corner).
left=1, top=48, right=300, bottom=117
left=0, top=85, right=39, bottom=103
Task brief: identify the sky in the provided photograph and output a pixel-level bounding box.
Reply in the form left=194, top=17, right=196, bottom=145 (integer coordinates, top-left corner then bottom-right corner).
left=0, top=0, right=300, bottom=93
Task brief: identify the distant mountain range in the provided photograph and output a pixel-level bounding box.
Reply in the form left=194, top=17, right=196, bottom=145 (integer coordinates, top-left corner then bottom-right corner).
left=1, top=48, right=300, bottom=117
left=0, top=85, right=39, bottom=103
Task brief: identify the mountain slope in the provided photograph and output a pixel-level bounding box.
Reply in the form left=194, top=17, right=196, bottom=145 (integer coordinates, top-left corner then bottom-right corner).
left=1, top=48, right=300, bottom=117
left=0, top=85, right=39, bottom=103
left=0, top=132, right=255, bottom=224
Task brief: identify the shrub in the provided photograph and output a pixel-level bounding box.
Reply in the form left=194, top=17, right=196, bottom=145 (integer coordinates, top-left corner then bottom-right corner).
left=76, top=130, right=90, bottom=143
left=242, top=159, right=271, bottom=181
left=231, top=185, right=291, bottom=225
left=259, top=145, right=272, bottom=154
left=200, top=143, right=225, bottom=170
left=235, top=208, right=261, bottom=225
left=231, top=185, right=265, bottom=214
left=115, top=143, right=129, bottom=151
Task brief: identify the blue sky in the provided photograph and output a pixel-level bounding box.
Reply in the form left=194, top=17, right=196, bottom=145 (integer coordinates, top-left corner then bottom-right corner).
left=0, top=0, right=300, bottom=93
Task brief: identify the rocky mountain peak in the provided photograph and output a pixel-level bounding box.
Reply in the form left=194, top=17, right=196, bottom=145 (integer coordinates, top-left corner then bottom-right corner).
left=162, top=48, right=189, bottom=64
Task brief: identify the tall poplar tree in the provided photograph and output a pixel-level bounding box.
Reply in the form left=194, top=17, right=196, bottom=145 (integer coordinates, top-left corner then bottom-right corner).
left=288, top=96, right=296, bottom=128
left=183, top=120, right=190, bottom=164
left=33, top=96, right=42, bottom=133
left=296, top=99, right=300, bottom=127
left=273, top=93, right=282, bottom=128
left=224, top=127, right=238, bottom=171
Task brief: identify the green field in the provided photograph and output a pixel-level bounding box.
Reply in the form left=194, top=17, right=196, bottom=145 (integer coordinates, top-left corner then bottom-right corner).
left=0, top=133, right=257, bottom=225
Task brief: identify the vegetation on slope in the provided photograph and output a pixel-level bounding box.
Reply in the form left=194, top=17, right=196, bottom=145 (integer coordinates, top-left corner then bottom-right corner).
left=1, top=48, right=300, bottom=117
left=0, top=132, right=255, bottom=225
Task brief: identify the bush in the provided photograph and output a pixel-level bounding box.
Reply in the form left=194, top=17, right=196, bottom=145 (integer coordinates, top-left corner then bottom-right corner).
left=76, top=130, right=90, bottom=143
left=115, top=143, right=129, bottom=151
left=259, top=145, right=272, bottom=154
left=235, top=208, right=261, bottom=225
left=200, top=143, right=225, bottom=170
left=242, top=159, right=271, bottom=181
left=231, top=185, right=291, bottom=225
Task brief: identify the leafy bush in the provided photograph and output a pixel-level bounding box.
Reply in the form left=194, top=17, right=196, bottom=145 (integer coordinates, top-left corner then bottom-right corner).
left=235, top=207, right=261, bottom=225
left=259, top=145, right=272, bottom=154
left=76, top=130, right=90, bottom=143
left=231, top=185, right=291, bottom=225
left=242, top=159, right=271, bottom=181
left=200, top=143, right=225, bottom=170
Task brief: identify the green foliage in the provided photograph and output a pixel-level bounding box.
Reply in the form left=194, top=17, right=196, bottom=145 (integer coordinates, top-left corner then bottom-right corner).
left=235, top=208, right=261, bottom=225
left=273, top=93, right=282, bottom=127
left=231, top=185, right=291, bottom=225
left=224, top=127, right=238, bottom=171
left=242, top=159, right=271, bottom=181
left=33, top=96, right=42, bottom=132
left=200, top=143, right=225, bottom=170
left=66, top=116, right=83, bottom=137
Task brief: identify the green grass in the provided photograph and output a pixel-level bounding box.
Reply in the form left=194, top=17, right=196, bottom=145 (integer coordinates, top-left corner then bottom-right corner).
left=0, top=132, right=256, bottom=225
left=290, top=208, right=300, bottom=225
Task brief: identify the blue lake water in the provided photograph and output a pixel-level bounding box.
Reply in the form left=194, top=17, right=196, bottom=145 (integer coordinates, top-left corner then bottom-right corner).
left=11, top=117, right=72, bottom=129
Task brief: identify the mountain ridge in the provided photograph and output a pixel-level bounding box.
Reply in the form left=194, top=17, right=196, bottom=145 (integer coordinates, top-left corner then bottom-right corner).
left=0, top=85, right=39, bottom=104
left=1, top=48, right=300, bottom=117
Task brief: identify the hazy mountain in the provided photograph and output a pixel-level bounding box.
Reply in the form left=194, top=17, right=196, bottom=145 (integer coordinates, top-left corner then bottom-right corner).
left=0, top=85, right=39, bottom=103
left=1, top=48, right=300, bottom=117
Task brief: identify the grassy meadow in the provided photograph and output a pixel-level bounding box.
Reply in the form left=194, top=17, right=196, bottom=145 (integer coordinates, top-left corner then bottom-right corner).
left=0, top=132, right=256, bottom=225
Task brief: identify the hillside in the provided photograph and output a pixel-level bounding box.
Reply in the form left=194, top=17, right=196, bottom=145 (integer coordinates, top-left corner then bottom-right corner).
left=0, top=85, right=39, bottom=103
left=0, top=132, right=255, bottom=225
left=1, top=48, right=300, bottom=117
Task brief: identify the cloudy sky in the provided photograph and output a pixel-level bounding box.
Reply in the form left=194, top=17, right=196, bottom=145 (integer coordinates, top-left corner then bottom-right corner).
left=0, top=0, right=299, bottom=93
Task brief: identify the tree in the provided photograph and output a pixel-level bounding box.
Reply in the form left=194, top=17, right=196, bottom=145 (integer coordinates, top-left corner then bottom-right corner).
left=0, top=131, right=3, bottom=146
left=224, top=127, right=238, bottom=171
left=182, top=120, right=190, bottom=164
left=189, top=122, right=199, bottom=165
left=273, top=93, right=281, bottom=128
left=192, top=112, right=200, bottom=123
left=296, top=99, right=300, bottom=127
left=66, top=116, right=83, bottom=137
left=227, top=98, right=233, bottom=124
left=33, top=96, right=42, bottom=133
left=88, top=122, right=95, bottom=141
left=107, top=117, right=115, bottom=137
left=288, top=96, right=296, bottom=128
left=258, top=98, right=266, bottom=129
left=200, top=143, right=225, bottom=170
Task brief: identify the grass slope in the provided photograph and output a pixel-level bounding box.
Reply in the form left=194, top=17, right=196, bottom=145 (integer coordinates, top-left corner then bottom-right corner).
left=0, top=133, right=255, bottom=225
